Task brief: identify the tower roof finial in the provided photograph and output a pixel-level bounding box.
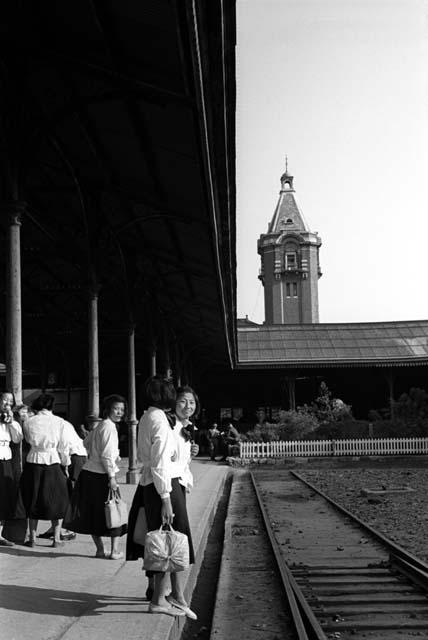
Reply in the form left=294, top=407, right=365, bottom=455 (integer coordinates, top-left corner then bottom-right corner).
left=285, top=155, right=288, bottom=174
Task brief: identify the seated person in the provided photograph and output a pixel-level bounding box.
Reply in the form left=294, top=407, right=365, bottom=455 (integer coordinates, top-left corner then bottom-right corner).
left=220, top=420, right=240, bottom=459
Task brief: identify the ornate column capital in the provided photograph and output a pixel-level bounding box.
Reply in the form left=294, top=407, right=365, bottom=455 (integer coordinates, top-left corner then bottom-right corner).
left=1, top=200, right=27, bottom=225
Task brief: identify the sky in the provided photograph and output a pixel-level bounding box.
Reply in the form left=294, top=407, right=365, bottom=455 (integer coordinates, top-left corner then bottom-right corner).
left=236, top=0, right=428, bottom=324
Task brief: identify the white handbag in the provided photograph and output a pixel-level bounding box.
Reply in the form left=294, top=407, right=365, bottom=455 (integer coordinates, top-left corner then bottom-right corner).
left=144, top=524, right=189, bottom=572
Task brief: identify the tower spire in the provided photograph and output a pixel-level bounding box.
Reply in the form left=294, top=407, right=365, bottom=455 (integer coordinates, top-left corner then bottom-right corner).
left=258, top=162, right=322, bottom=325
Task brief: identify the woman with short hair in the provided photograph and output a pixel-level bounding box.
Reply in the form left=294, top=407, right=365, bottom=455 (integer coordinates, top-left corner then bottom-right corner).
left=64, top=394, right=127, bottom=559
left=0, top=391, right=23, bottom=546
left=20, top=393, right=70, bottom=547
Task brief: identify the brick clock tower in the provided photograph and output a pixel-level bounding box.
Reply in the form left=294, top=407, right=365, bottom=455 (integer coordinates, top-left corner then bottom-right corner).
left=258, top=163, right=322, bottom=324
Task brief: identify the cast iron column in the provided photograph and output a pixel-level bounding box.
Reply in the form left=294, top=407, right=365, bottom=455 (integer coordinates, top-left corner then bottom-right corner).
left=5, top=202, right=25, bottom=404
left=87, top=285, right=100, bottom=428
left=151, top=348, right=157, bottom=377
left=126, top=324, right=139, bottom=484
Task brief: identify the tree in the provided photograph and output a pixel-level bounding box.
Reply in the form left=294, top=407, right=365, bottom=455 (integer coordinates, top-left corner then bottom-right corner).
left=393, top=388, right=428, bottom=436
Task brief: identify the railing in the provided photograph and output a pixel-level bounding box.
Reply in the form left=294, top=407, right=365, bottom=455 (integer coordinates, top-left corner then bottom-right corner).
left=239, top=437, right=428, bottom=459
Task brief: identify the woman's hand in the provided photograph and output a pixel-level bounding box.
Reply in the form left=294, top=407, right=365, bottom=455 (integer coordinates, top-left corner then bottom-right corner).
left=108, top=476, right=118, bottom=491
left=190, top=443, right=199, bottom=458
left=161, top=496, right=174, bottom=525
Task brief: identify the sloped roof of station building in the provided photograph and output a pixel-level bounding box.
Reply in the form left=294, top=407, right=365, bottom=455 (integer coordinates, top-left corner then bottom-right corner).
left=237, top=320, right=428, bottom=368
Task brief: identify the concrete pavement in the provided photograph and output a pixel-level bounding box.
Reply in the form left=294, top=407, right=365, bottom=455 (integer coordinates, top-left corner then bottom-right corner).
left=0, top=458, right=230, bottom=640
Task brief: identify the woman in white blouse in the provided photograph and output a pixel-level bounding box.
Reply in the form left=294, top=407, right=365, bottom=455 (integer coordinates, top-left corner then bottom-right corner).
left=64, top=395, right=127, bottom=559
left=137, top=377, right=196, bottom=619
left=0, top=391, right=23, bottom=546
left=20, top=393, right=70, bottom=547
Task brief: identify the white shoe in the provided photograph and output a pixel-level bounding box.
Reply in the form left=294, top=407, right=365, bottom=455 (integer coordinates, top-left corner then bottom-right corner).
left=166, top=596, right=197, bottom=620
left=149, top=603, right=185, bottom=616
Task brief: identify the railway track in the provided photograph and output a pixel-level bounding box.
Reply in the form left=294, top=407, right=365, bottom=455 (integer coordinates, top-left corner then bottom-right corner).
left=251, top=468, right=428, bottom=640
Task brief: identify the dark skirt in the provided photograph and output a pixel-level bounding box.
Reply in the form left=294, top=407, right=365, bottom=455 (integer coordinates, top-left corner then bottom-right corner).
left=20, top=462, right=69, bottom=520
left=64, top=469, right=127, bottom=537
left=143, top=478, right=195, bottom=566
left=126, top=483, right=145, bottom=561
left=0, top=458, right=24, bottom=520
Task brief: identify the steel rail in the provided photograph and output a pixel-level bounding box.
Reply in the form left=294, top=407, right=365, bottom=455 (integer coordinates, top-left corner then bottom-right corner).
left=250, top=472, right=327, bottom=640
left=291, top=469, right=428, bottom=590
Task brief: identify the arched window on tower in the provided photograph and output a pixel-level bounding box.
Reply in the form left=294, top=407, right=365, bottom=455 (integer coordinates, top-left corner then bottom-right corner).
left=285, top=251, right=297, bottom=270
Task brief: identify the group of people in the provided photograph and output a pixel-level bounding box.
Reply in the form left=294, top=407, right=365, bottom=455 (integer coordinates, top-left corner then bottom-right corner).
left=207, top=420, right=240, bottom=461
left=0, top=377, right=201, bottom=619
left=0, top=390, right=91, bottom=548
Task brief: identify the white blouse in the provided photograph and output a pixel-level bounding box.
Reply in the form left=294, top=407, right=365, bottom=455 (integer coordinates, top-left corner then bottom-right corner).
left=171, top=420, right=193, bottom=491
left=0, top=420, right=23, bottom=461
left=83, top=418, right=120, bottom=477
left=24, top=410, right=70, bottom=466
left=137, top=407, right=177, bottom=499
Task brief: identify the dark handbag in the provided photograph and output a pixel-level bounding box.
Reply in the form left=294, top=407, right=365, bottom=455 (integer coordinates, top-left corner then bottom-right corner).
left=144, top=524, right=189, bottom=572
left=104, top=488, right=128, bottom=529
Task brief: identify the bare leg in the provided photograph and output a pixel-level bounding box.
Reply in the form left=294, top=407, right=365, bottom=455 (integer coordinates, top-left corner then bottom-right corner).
left=170, top=572, right=186, bottom=604
left=110, top=536, right=120, bottom=555
left=52, top=519, right=61, bottom=542
left=152, top=573, right=171, bottom=607
left=0, top=520, right=15, bottom=546
left=29, top=518, right=38, bottom=542
left=92, top=534, right=105, bottom=555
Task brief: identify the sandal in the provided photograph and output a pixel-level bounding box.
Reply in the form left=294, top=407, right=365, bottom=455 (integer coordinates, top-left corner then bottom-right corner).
left=109, top=551, right=124, bottom=560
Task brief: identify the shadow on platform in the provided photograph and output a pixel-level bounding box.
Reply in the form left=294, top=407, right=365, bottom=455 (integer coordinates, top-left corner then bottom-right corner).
left=0, top=584, right=142, bottom=617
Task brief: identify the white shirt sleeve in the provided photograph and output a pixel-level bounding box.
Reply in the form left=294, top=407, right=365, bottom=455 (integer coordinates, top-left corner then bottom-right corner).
left=57, top=420, right=71, bottom=467
left=8, top=420, right=23, bottom=444
left=98, top=421, right=120, bottom=478
left=150, top=414, right=173, bottom=499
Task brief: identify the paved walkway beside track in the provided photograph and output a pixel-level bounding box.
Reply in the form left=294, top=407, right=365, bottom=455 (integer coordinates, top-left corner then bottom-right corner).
left=0, top=458, right=230, bottom=640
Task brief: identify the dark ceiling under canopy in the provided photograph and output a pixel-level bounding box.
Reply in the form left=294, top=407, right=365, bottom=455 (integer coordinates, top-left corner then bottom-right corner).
left=0, top=0, right=237, bottom=394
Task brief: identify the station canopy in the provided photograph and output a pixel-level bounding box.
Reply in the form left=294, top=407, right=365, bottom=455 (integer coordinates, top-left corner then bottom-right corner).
left=0, top=1, right=237, bottom=391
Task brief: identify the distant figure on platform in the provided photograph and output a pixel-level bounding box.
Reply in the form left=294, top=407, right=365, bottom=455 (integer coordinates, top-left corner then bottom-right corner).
left=208, top=422, right=221, bottom=460
left=0, top=391, right=23, bottom=546
left=64, top=394, right=127, bottom=559
left=20, top=393, right=71, bottom=548
left=220, top=420, right=241, bottom=460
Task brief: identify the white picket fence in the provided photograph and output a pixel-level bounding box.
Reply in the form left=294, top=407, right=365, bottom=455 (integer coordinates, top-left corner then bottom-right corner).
left=239, top=437, right=428, bottom=459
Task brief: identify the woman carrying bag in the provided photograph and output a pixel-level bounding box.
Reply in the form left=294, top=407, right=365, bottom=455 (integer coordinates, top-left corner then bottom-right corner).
left=64, top=394, right=127, bottom=559
left=136, top=376, right=196, bottom=619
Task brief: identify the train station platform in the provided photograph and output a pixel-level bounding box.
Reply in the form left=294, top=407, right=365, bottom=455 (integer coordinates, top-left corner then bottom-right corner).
left=0, top=458, right=230, bottom=640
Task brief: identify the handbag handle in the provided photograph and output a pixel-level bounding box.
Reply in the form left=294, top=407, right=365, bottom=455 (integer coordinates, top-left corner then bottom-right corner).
left=159, top=523, right=175, bottom=533
left=107, top=487, right=122, bottom=502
